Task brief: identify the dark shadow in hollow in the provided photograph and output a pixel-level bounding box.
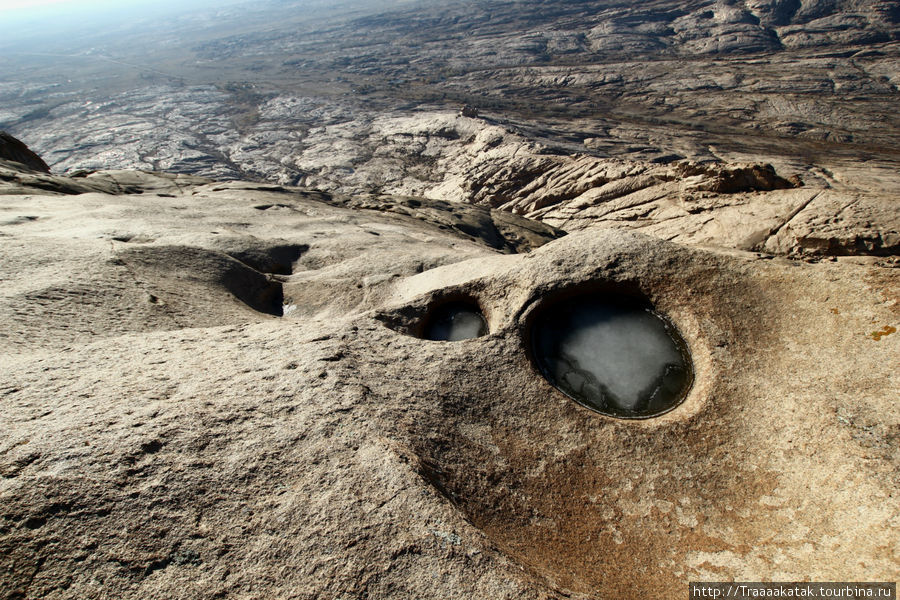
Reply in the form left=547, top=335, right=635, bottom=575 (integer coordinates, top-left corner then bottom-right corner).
left=421, top=300, right=489, bottom=342
left=220, top=263, right=284, bottom=317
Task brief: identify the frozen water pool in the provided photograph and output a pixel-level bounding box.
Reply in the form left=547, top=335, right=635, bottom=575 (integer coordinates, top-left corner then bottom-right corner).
left=423, top=301, right=489, bottom=341
left=530, top=294, right=692, bottom=418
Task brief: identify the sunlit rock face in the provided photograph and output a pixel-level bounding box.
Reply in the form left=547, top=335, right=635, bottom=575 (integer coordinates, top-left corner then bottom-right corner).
left=530, top=294, right=692, bottom=418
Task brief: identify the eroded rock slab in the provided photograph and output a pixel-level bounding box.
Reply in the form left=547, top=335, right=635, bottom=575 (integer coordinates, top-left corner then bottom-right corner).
left=1, top=163, right=896, bottom=599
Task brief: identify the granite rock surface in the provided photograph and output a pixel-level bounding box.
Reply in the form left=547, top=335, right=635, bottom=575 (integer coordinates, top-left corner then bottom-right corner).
left=1, top=147, right=897, bottom=599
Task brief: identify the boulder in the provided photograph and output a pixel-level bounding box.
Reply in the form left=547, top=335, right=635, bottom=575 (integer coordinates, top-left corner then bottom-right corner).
left=0, top=131, right=50, bottom=174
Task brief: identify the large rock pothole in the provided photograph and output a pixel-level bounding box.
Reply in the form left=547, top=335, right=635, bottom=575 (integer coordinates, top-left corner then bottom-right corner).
left=526, top=286, right=693, bottom=419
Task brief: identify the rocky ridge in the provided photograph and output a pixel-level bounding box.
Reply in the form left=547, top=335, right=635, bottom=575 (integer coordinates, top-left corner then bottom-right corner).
left=5, top=114, right=897, bottom=262
left=229, top=112, right=898, bottom=258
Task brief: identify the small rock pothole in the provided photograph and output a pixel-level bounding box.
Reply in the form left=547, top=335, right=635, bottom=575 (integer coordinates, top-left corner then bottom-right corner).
left=421, top=300, right=489, bottom=342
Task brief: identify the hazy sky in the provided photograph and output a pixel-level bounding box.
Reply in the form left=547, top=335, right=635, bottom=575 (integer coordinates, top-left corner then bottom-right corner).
left=0, top=0, right=252, bottom=10
left=0, top=0, right=148, bottom=17
left=0, top=0, right=228, bottom=15
left=0, top=0, right=224, bottom=47
left=0, top=0, right=79, bottom=11
left=0, top=0, right=235, bottom=27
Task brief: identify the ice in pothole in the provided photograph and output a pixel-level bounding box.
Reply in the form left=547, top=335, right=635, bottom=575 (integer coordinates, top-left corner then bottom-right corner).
left=531, top=294, right=692, bottom=418
left=423, top=302, right=488, bottom=341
